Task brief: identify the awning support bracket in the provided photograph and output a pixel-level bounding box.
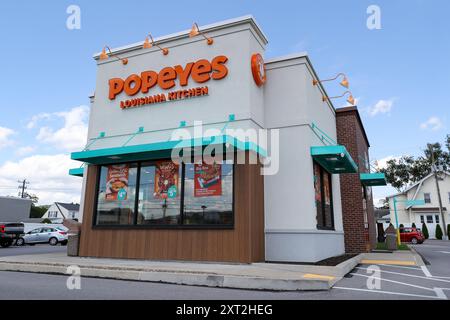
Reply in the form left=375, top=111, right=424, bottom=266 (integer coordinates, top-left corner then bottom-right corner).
left=122, top=127, right=144, bottom=147
left=83, top=131, right=106, bottom=151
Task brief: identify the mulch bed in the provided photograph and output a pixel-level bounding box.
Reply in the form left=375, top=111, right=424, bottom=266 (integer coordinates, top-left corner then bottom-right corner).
left=313, top=254, right=358, bottom=266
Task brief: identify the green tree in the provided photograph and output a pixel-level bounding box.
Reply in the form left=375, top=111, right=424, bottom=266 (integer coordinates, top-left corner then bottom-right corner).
left=435, top=224, right=443, bottom=240
left=411, top=222, right=416, bottom=229
left=422, top=223, right=429, bottom=239
left=380, top=136, right=450, bottom=191
left=41, top=218, right=52, bottom=224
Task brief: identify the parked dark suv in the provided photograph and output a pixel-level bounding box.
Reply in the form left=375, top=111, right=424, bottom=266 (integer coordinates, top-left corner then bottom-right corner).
left=0, top=223, right=24, bottom=247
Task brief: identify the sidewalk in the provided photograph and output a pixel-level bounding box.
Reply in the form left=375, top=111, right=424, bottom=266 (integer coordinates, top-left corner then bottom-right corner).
left=0, top=249, right=423, bottom=291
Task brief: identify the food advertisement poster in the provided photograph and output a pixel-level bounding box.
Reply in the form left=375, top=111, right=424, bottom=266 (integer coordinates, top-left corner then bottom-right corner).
left=154, top=161, right=179, bottom=199
left=105, top=164, right=129, bottom=201
left=194, top=163, right=222, bottom=197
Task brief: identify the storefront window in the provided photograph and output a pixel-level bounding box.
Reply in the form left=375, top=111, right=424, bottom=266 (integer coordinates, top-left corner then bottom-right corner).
left=313, top=161, right=334, bottom=230
left=95, top=163, right=138, bottom=225
left=183, top=161, right=234, bottom=225
left=94, top=158, right=234, bottom=228
left=137, top=161, right=182, bottom=225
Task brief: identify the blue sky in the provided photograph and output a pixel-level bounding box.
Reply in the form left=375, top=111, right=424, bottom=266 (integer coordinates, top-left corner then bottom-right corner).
left=0, top=0, right=448, bottom=204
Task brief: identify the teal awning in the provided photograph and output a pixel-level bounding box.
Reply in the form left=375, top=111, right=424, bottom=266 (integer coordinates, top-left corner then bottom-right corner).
left=71, top=135, right=267, bottom=165
left=310, top=145, right=358, bottom=174
left=69, top=167, right=84, bottom=177
left=360, top=172, right=387, bottom=186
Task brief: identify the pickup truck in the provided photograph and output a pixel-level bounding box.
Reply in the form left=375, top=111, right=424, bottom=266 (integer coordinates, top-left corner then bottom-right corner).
left=0, top=223, right=25, bottom=247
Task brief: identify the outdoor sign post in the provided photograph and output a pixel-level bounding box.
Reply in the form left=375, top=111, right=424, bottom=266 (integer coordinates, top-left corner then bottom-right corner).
left=393, top=198, right=426, bottom=245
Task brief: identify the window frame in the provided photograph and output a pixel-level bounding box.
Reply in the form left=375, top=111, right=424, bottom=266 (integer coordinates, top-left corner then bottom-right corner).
left=92, top=156, right=235, bottom=230
left=313, top=161, right=335, bottom=231
left=424, top=193, right=431, bottom=204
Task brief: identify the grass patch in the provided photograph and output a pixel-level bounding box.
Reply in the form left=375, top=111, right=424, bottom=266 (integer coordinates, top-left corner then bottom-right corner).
left=376, top=242, right=410, bottom=251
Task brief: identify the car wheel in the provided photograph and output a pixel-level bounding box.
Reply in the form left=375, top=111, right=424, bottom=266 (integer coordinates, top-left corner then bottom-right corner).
left=411, top=237, right=418, bottom=244
left=16, top=238, right=25, bottom=246
left=49, top=237, right=58, bottom=246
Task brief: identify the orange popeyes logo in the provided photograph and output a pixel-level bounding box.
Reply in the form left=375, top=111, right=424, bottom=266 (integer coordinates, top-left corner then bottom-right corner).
left=251, top=53, right=266, bottom=87
left=108, top=55, right=229, bottom=100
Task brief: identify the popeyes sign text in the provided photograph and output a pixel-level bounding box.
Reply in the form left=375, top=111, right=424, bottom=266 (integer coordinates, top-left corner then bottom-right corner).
left=108, top=55, right=229, bottom=109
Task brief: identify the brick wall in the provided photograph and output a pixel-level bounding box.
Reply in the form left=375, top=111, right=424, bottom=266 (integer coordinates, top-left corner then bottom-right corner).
left=336, top=107, right=377, bottom=253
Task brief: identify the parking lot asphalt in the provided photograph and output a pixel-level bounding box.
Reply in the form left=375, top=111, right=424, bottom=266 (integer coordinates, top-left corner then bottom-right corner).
left=0, top=244, right=67, bottom=257
left=330, top=240, right=450, bottom=300
left=0, top=240, right=449, bottom=299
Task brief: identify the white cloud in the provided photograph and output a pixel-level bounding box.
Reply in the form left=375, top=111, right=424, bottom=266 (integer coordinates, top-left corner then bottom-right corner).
left=26, top=113, right=51, bottom=129
left=420, top=116, right=443, bottom=131
left=0, top=154, right=82, bottom=205
left=374, top=155, right=401, bottom=170
left=0, top=126, right=15, bottom=149
left=15, top=146, right=36, bottom=156
left=35, top=105, right=89, bottom=150
left=367, top=99, right=394, bottom=116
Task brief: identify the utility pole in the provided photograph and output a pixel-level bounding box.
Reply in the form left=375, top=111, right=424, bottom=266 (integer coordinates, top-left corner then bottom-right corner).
left=17, top=179, right=29, bottom=198
left=429, top=146, right=447, bottom=240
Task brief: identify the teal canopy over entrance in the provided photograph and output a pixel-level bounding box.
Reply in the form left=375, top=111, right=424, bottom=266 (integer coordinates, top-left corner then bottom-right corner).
left=310, top=145, right=358, bottom=174
left=71, top=135, right=267, bottom=165
left=360, top=172, right=387, bottom=186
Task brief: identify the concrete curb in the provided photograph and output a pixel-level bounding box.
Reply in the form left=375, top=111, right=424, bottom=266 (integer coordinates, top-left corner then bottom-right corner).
left=408, top=246, right=426, bottom=266
left=0, top=261, right=330, bottom=291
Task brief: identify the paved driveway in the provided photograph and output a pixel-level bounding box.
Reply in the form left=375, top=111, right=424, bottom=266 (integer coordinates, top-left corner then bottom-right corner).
left=0, top=244, right=67, bottom=257
left=0, top=240, right=449, bottom=299
left=330, top=240, right=450, bottom=300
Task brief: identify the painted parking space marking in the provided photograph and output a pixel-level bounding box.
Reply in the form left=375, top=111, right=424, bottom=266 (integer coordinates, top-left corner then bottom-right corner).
left=437, top=251, right=450, bottom=254
left=333, top=286, right=444, bottom=300
left=421, top=266, right=432, bottom=277
left=355, top=266, right=450, bottom=284
left=360, top=259, right=416, bottom=266
left=350, top=273, right=435, bottom=292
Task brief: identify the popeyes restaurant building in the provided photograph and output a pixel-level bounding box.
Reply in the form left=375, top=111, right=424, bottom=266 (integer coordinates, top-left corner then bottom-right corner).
left=70, top=16, right=383, bottom=263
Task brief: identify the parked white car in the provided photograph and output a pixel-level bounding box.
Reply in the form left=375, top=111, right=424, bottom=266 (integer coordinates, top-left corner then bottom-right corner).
left=16, top=227, right=68, bottom=246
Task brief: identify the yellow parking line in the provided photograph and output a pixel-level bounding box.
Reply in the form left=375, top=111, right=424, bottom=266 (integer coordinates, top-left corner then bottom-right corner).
left=303, top=273, right=335, bottom=281
left=360, top=259, right=416, bottom=266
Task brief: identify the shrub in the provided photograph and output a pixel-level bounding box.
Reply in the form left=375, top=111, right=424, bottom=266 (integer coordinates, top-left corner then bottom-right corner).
left=399, top=224, right=404, bottom=228
left=436, top=224, right=443, bottom=240
left=422, top=223, right=429, bottom=239
left=448, top=225, right=450, bottom=239
left=41, top=218, right=52, bottom=224
left=411, top=222, right=416, bottom=229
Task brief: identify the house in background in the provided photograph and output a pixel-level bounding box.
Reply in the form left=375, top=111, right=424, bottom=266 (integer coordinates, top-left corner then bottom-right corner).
left=41, top=202, right=80, bottom=223
left=0, top=196, right=32, bottom=222
left=387, top=172, right=450, bottom=239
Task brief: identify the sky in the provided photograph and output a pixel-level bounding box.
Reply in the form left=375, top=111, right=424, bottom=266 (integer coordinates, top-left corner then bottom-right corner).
left=0, top=0, right=448, bottom=205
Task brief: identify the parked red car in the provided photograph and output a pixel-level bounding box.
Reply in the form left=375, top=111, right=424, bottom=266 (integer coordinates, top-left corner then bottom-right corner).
left=399, top=227, right=425, bottom=244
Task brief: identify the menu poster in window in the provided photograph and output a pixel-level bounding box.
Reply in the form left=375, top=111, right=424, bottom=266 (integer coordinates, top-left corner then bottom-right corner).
left=314, top=164, right=321, bottom=202
left=105, top=164, right=129, bottom=201
left=154, top=161, right=179, bottom=199
left=194, top=163, right=222, bottom=197
left=323, top=173, right=331, bottom=205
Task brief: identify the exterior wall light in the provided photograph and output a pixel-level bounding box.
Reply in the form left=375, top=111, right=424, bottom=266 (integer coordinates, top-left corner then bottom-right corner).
left=99, top=46, right=128, bottom=65
left=313, top=73, right=349, bottom=88
left=143, top=34, right=169, bottom=55
left=322, top=91, right=355, bottom=106
left=189, top=22, right=213, bottom=45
